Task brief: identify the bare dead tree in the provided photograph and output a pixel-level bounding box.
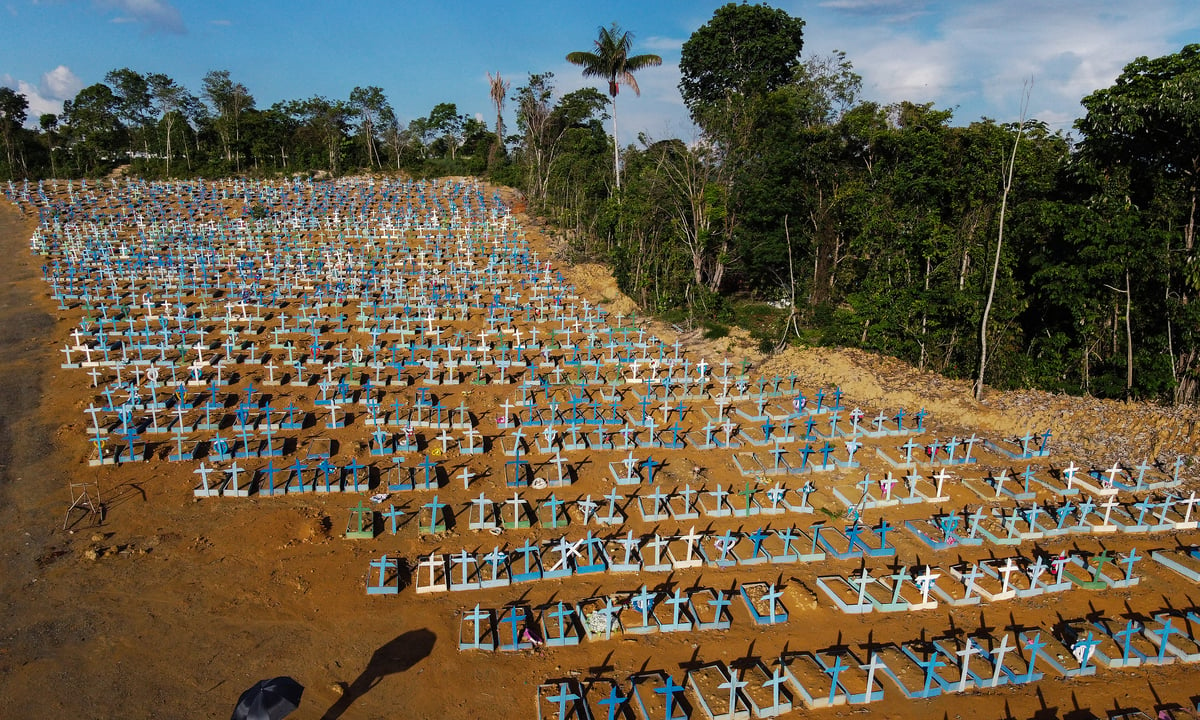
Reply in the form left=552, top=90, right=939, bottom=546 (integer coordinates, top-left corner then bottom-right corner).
left=487, top=72, right=510, bottom=169
left=975, top=80, right=1032, bottom=401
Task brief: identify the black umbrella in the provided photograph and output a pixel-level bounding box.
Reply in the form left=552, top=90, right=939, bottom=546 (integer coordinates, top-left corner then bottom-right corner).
left=231, top=676, right=304, bottom=720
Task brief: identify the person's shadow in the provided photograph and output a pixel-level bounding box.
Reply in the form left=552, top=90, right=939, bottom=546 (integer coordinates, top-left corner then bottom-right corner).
left=321, top=628, right=436, bottom=719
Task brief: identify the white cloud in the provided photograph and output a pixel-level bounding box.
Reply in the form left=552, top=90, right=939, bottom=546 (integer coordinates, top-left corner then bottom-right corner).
left=854, top=36, right=956, bottom=107
left=641, top=35, right=686, bottom=53
left=39, top=65, right=82, bottom=100
left=800, top=0, right=1200, bottom=129
left=17, top=80, right=61, bottom=119
left=2, top=66, right=82, bottom=124
left=818, top=0, right=931, bottom=23
left=820, top=0, right=910, bottom=10
left=95, top=0, right=184, bottom=35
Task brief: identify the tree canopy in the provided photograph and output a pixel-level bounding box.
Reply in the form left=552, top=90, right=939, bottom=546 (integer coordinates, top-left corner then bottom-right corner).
left=678, top=2, right=806, bottom=118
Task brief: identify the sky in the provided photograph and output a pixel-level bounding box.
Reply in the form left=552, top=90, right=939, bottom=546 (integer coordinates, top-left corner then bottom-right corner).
left=2, top=0, right=1199, bottom=142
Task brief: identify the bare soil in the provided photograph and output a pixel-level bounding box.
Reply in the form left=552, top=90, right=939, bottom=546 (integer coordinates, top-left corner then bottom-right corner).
left=0, top=183, right=1197, bottom=720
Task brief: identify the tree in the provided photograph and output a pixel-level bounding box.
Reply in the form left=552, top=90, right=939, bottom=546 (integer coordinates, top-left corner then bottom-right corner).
left=566, top=22, right=662, bottom=190
left=61, top=83, right=123, bottom=174
left=514, top=73, right=609, bottom=201
left=40, top=113, right=59, bottom=177
left=515, top=73, right=557, bottom=199
left=202, top=70, right=254, bottom=170
left=1077, top=44, right=1200, bottom=255
left=1077, top=44, right=1200, bottom=402
left=240, top=106, right=293, bottom=171
left=147, top=73, right=195, bottom=175
left=104, top=68, right=152, bottom=156
left=487, top=71, right=510, bottom=169
left=0, top=87, right=29, bottom=177
left=649, top=138, right=726, bottom=291
left=379, top=109, right=415, bottom=170
left=793, top=50, right=862, bottom=127
left=283, top=97, right=351, bottom=174
left=675, top=3, right=806, bottom=303
left=349, top=85, right=390, bottom=170
left=424, top=102, right=464, bottom=162
left=678, top=2, right=805, bottom=123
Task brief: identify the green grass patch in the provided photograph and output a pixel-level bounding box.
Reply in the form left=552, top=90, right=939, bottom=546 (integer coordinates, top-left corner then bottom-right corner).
left=702, top=321, right=730, bottom=340
left=729, top=300, right=789, bottom=346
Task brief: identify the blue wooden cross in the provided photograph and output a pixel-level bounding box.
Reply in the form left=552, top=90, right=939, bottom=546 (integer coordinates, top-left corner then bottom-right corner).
left=1151, top=616, right=1179, bottom=663
left=824, top=655, right=847, bottom=704
left=655, top=675, right=686, bottom=720
left=597, top=685, right=626, bottom=720
left=1074, top=631, right=1100, bottom=670
left=547, top=682, right=579, bottom=720
left=719, top=668, right=747, bottom=716
left=1023, top=632, right=1046, bottom=682
left=763, top=666, right=789, bottom=714
left=367, top=554, right=399, bottom=595
left=382, top=505, right=405, bottom=534
left=917, top=653, right=944, bottom=694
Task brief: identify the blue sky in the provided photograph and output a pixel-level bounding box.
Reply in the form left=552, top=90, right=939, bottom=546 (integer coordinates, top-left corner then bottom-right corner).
left=3, top=0, right=1199, bottom=141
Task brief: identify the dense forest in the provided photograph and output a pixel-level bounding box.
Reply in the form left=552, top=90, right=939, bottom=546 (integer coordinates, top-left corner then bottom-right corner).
left=1, top=3, right=1198, bottom=406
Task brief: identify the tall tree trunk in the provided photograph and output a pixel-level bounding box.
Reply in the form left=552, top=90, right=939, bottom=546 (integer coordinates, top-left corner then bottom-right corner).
left=975, top=83, right=1030, bottom=401
left=920, top=256, right=931, bottom=370
left=1124, top=269, right=1133, bottom=399
left=611, top=90, right=620, bottom=191
left=164, top=117, right=173, bottom=176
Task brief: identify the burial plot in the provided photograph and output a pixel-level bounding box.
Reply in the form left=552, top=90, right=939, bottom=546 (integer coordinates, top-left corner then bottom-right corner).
left=366, top=554, right=402, bottom=596
left=1142, top=613, right=1200, bottom=663
left=459, top=604, right=496, bottom=651
left=629, top=672, right=689, bottom=720
left=415, top=553, right=449, bottom=594
left=582, top=680, right=629, bottom=720
left=1151, top=546, right=1200, bottom=583
left=497, top=604, right=536, bottom=652
left=345, top=502, right=375, bottom=539
left=536, top=680, right=589, bottom=720
left=686, top=664, right=751, bottom=720
left=538, top=601, right=583, bottom=647
left=735, top=662, right=793, bottom=718
left=577, top=596, right=624, bottom=642
left=739, top=582, right=787, bottom=625
left=479, top=546, right=511, bottom=589
left=779, top=652, right=847, bottom=709
left=688, top=588, right=733, bottom=631
left=985, top=430, right=1052, bottom=460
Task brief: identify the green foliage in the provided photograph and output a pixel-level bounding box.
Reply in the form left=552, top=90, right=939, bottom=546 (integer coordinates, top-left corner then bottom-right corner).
left=679, top=2, right=806, bottom=119
left=729, top=301, right=787, bottom=346
left=702, top=322, right=729, bottom=340
left=0, top=86, right=30, bottom=177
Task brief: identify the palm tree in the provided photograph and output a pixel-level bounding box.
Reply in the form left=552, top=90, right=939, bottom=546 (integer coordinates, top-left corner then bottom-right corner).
left=487, top=71, right=510, bottom=169
left=566, top=22, right=662, bottom=190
